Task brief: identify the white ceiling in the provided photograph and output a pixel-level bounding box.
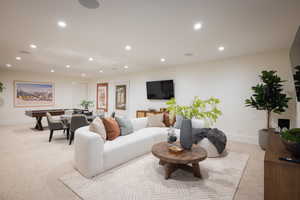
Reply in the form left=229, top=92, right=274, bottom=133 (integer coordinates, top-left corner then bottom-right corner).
left=0, top=0, right=300, bottom=78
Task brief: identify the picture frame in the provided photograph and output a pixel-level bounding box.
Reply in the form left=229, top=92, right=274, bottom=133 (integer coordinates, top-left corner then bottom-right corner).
left=14, top=80, right=55, bottom=107
left=96, top=83, right=108, bottom=112
left=115, top=85, right=126, bottom=110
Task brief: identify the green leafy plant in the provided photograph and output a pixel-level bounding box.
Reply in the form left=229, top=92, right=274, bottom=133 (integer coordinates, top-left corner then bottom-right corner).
left=281, top=128, right=300, bottom=143
left=80, top=100, right=94, bottom=109
left=0, top=82, right=4, bottom=93
left=166, top=97, right=222, bottom=126
left=245, top=70, right=291, bottom=129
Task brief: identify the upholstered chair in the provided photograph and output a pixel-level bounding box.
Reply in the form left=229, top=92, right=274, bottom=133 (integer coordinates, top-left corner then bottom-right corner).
left=69, top=114, right=89, bottom=145
left=46, top=112, right=68, bottom=142
left=64, top=109, right=74, bottom=116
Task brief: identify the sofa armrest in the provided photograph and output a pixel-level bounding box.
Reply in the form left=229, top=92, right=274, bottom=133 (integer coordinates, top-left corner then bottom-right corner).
left=74, top=126, right=104, bottom=178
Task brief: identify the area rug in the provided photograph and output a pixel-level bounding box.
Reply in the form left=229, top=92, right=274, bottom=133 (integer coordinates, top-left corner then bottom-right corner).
left=60, top=152, right=249, bottom=200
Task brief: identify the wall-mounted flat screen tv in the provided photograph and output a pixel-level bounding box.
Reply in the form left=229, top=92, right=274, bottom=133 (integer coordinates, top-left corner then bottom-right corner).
left=146, top=80, right=174, bottom=100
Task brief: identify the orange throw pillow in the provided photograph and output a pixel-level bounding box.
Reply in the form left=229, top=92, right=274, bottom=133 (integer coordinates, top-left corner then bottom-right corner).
left=102, top=117, right=120, bottom=140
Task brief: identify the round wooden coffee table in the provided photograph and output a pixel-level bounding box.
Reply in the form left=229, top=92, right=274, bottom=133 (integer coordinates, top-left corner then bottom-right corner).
left=152, top=142, right=207, bottom=179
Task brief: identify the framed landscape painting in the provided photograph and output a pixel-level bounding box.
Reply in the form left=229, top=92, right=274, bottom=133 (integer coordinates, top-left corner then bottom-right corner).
left=97, top=83, right=108, bottom=112
left=115, top=85, right=126, bottom=110
left=14, top=81, right=55, bottom=107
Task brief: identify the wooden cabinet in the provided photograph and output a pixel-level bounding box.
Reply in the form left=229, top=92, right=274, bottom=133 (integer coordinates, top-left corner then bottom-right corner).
left=264, top=133, right=300, bottom=200
left=136, top=110, right=163, bottom=118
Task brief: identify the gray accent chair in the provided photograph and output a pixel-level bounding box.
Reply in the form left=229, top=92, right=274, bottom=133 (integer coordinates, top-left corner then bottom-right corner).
left=69, top=114, right=89, bottom=145
left=46, top=112, right=68, bottom=142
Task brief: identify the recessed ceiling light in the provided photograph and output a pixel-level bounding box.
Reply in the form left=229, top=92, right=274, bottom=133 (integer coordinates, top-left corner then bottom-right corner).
left=30, top=44, right=37, bottom=49
left=50, top=69, right=55, bottom=73
left=66, top=65, right=71, bottom=68
left=88, top=57, right=94, bottom=61
left=16, top=57, right=21, bottom=60
left=6, top=64, right=12, bottom=67
left=160, top=58, right=166, bottom=62
left=125, top=45, right=132, bottom=51
left=124, top=65, right=129, bottom=69
left=193, top=22, right=202, bottom=30
left=81, top=73, right=86, bottom=77
left=218, top=46, right=225, bottom=51
left=99, top=70, right=103, bottom=73
left=57, top=21, right=67, bottom=28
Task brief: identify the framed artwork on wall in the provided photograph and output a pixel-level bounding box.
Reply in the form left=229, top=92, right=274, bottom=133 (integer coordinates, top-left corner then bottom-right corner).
left=97, top=83, right=108, bottom=112
left=14, top=81, right=55, bottom=107
left=115, top=85, right=126, bottom=110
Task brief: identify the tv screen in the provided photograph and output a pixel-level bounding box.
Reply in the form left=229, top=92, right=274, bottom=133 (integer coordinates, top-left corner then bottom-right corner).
left=146, top=80, right=174, bottom=100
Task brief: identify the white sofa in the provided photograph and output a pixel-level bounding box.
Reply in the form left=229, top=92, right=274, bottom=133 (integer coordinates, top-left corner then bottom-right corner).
left=74, top=117, right=170, bottom=178
left=74, top=117, right=220, bottom=178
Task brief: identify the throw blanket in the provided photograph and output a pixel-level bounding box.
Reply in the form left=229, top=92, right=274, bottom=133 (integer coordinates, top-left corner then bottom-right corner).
left=192, top=128, right=227, bottom=154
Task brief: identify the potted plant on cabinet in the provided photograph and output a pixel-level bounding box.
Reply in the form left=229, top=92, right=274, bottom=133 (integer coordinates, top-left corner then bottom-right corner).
left=166, top=97, right=222, bottom=150
left=80, top=100, right=94, bottom=110
left=281, top=128, right=300, bottom=157
left=245, top=70, right=291, bottom=150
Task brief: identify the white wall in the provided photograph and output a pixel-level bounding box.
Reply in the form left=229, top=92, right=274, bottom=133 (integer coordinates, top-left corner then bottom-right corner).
left=88, top=49, right=297, bottom=144
left=290, top=29, right=300, bottom=127
left=0, top=70, right=88, bottom=125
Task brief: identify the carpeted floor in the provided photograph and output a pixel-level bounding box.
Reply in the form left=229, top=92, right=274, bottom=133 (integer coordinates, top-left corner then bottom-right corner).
left=0, top=124, right=264, bottom=200
left=61, top=152, right=249, bottom=200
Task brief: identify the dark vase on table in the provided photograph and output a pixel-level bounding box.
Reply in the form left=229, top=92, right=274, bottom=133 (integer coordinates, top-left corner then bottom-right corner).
left=180, top=118, right=193, bottom=150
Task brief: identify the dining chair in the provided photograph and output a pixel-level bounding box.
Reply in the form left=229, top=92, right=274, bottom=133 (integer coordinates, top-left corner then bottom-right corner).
left=69, top=114, right=89, bottom=145
left=46, top=112, right=68, bottom=142
left=64, top=109, right=74, bottom=116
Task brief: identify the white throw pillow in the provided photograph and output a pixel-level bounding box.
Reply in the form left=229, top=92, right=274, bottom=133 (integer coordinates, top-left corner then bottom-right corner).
left=89, top=117, right=107, bottom=141
left=130, top=117, right=148, bottom=131
left=147, top=114, right=166, bottom=127
left=192, top=119, right=205, bottom=129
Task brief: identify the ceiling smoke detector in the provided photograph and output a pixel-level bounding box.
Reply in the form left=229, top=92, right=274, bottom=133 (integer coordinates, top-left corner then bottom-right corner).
left=184, top=53, right=193, bottom=56
left=78, top=0, right=100, bottom=9
left=19, top=50, right=31, bottom=54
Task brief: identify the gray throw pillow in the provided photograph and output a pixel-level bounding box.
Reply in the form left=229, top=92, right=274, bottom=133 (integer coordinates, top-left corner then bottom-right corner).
left=174, top=115, right=183, bottom=129
left=115, top=116, right=134, bottom=136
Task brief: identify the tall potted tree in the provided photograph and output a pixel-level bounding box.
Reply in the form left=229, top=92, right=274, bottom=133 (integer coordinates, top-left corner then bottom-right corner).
left=245, top=70, right=291, bottom=149
left=0, top=82, right=4, bottom=93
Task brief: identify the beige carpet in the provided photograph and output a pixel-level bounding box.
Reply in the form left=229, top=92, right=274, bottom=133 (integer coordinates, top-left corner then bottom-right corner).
left=0, top=124, right=264, bottom=200
left=61, top=152, right=249, bottom=200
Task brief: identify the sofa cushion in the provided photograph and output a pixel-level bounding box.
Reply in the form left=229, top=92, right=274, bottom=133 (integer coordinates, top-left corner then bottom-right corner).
left=192, top=119, right=205, bottom=129
left=103, top=127, right=168, bottom=170
left=163, top=112, right=171, bottom=127
left=89, top=117, right=107, bottom=141
left=115, top=116, right=134, bottom=136
left=130, top=117, right=148, bottom=131
left=102, top=118, right=120, bottom=140
left=147, top=114, right=166, bottom=127
left=174, top=115, right=183, bottom=129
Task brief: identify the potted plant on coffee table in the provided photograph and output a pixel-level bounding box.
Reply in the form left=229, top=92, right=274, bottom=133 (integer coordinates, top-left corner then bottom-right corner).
left=166, top=97, right=222, bottom=150
left=245, top=70, right=291, bottom=150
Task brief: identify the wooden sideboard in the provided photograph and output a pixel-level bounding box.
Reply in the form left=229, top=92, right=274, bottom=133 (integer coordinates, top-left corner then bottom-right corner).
left=264, top=133, right=300, bottom=200
left=136, top=110, right=164, bottom=118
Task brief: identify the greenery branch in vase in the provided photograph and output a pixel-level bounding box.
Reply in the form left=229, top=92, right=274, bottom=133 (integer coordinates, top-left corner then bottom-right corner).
left=166, top=97, right=222, bottom=150
left=245, top=70, right=291, bottom=149
left=166, top=97, right=222, bottom=127
left=80, top=100, right=94, bottom=110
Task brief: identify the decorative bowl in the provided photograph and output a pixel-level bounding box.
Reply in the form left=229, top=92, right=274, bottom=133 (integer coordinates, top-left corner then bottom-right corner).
left=168, top=145, right=184, bottom=154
